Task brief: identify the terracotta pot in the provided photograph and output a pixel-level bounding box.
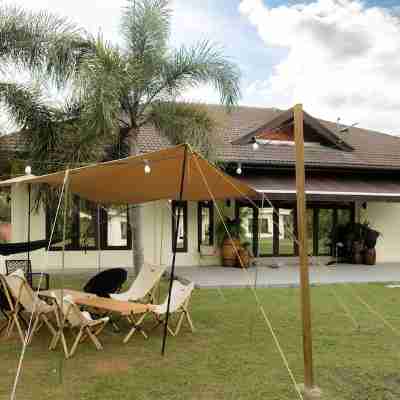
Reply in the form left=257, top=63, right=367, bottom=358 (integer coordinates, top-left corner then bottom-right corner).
left=364, top=248, right=376, bottom=265
left=221, top=238, right=240, bottom=267
left=237, top=248, right=251, bottom=268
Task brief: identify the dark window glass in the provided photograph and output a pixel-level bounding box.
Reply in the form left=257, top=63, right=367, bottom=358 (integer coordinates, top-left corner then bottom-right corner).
left=198, top=201, right=214, bottom=250
left=278, top=209, right=295, bottom=255
left=172, top=201, right=188, bottom=253
left=79, top=199, right=98, bottom=250
left=47, top=197, right=131, bottom=250
left=0, top=189, right=11, bottom=243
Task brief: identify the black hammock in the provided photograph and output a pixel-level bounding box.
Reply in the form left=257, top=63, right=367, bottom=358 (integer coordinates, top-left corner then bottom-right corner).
left=0, top=239, right=50, bottom=256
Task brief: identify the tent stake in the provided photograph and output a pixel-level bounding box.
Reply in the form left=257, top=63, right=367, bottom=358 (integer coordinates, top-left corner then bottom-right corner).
left=294, top=104, right=320, bottom=397
left=161, top=145, right=188, bottom=356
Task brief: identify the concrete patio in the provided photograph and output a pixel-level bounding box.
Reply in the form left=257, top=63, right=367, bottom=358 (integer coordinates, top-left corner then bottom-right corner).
left=175, top=261, right=400, bottom=288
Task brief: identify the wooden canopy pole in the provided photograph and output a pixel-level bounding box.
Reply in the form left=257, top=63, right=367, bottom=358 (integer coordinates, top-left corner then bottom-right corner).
left=293, top=104, right=316, bottom=395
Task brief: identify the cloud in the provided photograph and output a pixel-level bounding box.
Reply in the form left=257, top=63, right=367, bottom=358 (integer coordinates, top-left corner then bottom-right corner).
left=239, top=0, right=400, bottom=134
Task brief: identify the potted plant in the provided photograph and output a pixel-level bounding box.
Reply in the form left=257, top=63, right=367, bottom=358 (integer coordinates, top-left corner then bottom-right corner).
left=215, top=216, right=246, bottom=267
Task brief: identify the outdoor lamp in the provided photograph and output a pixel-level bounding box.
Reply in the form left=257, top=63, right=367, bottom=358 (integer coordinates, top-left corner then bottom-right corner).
left=236, top=163, right=242, bottom=175
left=252, top=138, right=259, bottom=151
left=25, top=165, right=32, bottom=175
left=144, top=160, right=151, bottom=174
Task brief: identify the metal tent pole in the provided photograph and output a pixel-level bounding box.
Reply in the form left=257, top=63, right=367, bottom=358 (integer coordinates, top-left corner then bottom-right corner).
left=27, top=184, right=32, bottom=286
left=161, top=145, right=188, bottom=356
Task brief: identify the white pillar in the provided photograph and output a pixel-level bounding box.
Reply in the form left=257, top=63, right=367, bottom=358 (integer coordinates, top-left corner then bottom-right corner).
left=11, top=183, right=29, bottom=243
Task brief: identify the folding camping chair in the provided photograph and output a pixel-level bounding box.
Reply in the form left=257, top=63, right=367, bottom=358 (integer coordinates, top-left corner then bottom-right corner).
left=5, top=271, right=56, bottom=345
left=123, top=280, right=195, bottom=343
left=110, top=262, right=167, bottom=303
left=51, top=294, right=109, bottom=358
left=5, top=259, right=50, bottom=291
left=0, top=274, right=25, bottom=343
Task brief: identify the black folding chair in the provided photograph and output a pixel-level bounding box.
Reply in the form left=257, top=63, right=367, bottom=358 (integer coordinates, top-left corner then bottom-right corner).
left=5, top=259, right=50, bottom=291
left=83, top=268, right=128, bottom=331
left=83, top=268, right=128, bottom=298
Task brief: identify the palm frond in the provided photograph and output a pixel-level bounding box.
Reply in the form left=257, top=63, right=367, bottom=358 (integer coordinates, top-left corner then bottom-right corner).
left=0, top=5, right=94, bottom=87
left=149, top=101, right=220, bottom=160
left=161, top=41, right=241, bottom=109
left=120, top=0, right=171, bottom=59
left=0, top=81, right=54, bottom=130
left=74, top=39, right=131, bottom=142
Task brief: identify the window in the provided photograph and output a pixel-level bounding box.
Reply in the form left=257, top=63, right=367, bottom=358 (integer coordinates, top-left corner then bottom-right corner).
left=258, top=207, right=274, bottom=256
left=172, top=201, right=188, bottom=253
left=198, top=201, right=214, bottom=250
left=103, top=205, right=131, bottom=249
left=236, top=201, right=354, bottom=258
left=260, top=218, right=270, bottom=234
left=47, top=197, right=131, bottom=251
left=79, top=198, right=98, bottom=250
left=0, top=189, right=11, bottom=243
left=278, top=209, right=295, bottom=255
left=317, top=209, right=334, bottom=255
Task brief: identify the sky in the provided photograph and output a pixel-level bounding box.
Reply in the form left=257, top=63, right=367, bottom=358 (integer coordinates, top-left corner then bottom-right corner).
left=3, top=0, right=400, bottom=134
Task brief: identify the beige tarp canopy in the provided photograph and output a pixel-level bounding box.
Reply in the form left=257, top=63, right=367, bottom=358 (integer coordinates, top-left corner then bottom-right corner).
left=0, top=144, right=257, bottom=204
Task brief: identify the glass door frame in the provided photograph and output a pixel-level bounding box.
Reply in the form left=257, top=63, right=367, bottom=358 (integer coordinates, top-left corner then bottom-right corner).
left=235, top=200, right=355, bottom=258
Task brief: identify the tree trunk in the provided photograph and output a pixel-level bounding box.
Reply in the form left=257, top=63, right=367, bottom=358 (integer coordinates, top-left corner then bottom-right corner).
left=126, top=127, right=144, bottom=277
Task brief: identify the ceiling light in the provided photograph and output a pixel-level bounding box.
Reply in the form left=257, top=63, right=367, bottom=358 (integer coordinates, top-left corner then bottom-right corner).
left=252, top=141, right=259, bottom=151
left=25, top=165, right=32, bottom=175
left=236, top=163, right=242, bottom=175
left=144, top=160, right=151, bottom=174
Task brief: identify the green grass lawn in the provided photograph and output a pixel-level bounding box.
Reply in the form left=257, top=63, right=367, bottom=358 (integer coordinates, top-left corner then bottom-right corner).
left=1, top=274, right=400, bottom=399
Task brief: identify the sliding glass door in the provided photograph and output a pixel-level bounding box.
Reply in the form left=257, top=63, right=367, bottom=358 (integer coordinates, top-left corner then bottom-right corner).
left=236, top=201, right=354, bottom=258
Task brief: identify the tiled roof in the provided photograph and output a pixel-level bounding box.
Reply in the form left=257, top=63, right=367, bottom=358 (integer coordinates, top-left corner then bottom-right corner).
left=136, top=104, right=400, bottom=171
left=3, top=105, right=400, bottom=172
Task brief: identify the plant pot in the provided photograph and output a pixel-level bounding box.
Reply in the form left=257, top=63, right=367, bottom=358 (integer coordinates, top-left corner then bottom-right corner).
left=364, top=248, right=376, bottom=265
left=221, top=238, right=240, bottom=267
left=352, top=241, right=363, bottom=264
left=237, top=248, right=251, bottom=268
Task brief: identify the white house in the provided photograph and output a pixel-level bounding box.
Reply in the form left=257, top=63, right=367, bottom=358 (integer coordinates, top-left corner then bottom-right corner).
left=1, top=105, right=400, bottom=272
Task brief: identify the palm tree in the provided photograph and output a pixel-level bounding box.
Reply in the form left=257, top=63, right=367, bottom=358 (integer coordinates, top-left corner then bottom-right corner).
left=76, top=0, right=241, bottom=275
left=0, top=5, right=98, bottom=175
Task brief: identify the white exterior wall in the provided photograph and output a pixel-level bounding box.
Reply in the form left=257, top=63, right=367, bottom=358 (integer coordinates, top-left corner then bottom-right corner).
left=360, top=202, right=400, bottom=263
left=3, top=184, right=224, bottom=272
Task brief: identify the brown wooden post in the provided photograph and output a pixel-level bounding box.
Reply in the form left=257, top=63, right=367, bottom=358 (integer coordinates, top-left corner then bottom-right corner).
left=293, top=104, right=314, bottom=391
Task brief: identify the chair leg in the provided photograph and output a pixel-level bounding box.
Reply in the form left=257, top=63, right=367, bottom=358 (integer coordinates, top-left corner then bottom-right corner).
left=123, top=313, right=148, bottom=344
left=184, top=309, right=195, bottom=333
left=86, top=327, right=103, bottom=350
left=69, top=328, right=84, bottom=358
left=42, top=314, right=56, bottom=336
left=27, top=315, right=41, bottom=345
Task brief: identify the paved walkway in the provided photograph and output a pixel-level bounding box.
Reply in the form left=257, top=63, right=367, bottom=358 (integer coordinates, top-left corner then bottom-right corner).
left=175, top=262, right=400, bottom=288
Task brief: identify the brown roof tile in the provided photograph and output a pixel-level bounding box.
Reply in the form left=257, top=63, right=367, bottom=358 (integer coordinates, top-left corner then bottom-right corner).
left=136, top=104, right=400, bottom=171
left=3, top=105, right=400, bottom=172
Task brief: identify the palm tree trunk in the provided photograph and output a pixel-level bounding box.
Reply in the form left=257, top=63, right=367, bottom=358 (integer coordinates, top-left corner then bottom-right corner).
left=127, top=127, right=144, bottom=277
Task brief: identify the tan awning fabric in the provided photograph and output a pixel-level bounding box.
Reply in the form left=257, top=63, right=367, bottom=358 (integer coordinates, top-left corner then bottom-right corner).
left=0, top=144, right=257, bottom=204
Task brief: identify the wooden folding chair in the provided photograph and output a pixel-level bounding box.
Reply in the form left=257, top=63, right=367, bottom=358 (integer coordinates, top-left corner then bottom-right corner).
left=5, top=272, right=56, bottom=346
left=0, top=274, right=25, bottom=343
left=52, top=295, right=109, bottom=358
left=123, top=281, right=195, bottom=343
left=110, top=262, right=167, bottom=303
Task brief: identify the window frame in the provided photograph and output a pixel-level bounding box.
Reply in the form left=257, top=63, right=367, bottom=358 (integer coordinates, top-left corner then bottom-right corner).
left=46, top=198, right=132, bottom=251
left=235, top=200, right=355, bottom=258
left=197, top=201, right=214, bottom=251
left=100, top=205, right=132, bottom=250
left=171, top=200, right=188, bottom=253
